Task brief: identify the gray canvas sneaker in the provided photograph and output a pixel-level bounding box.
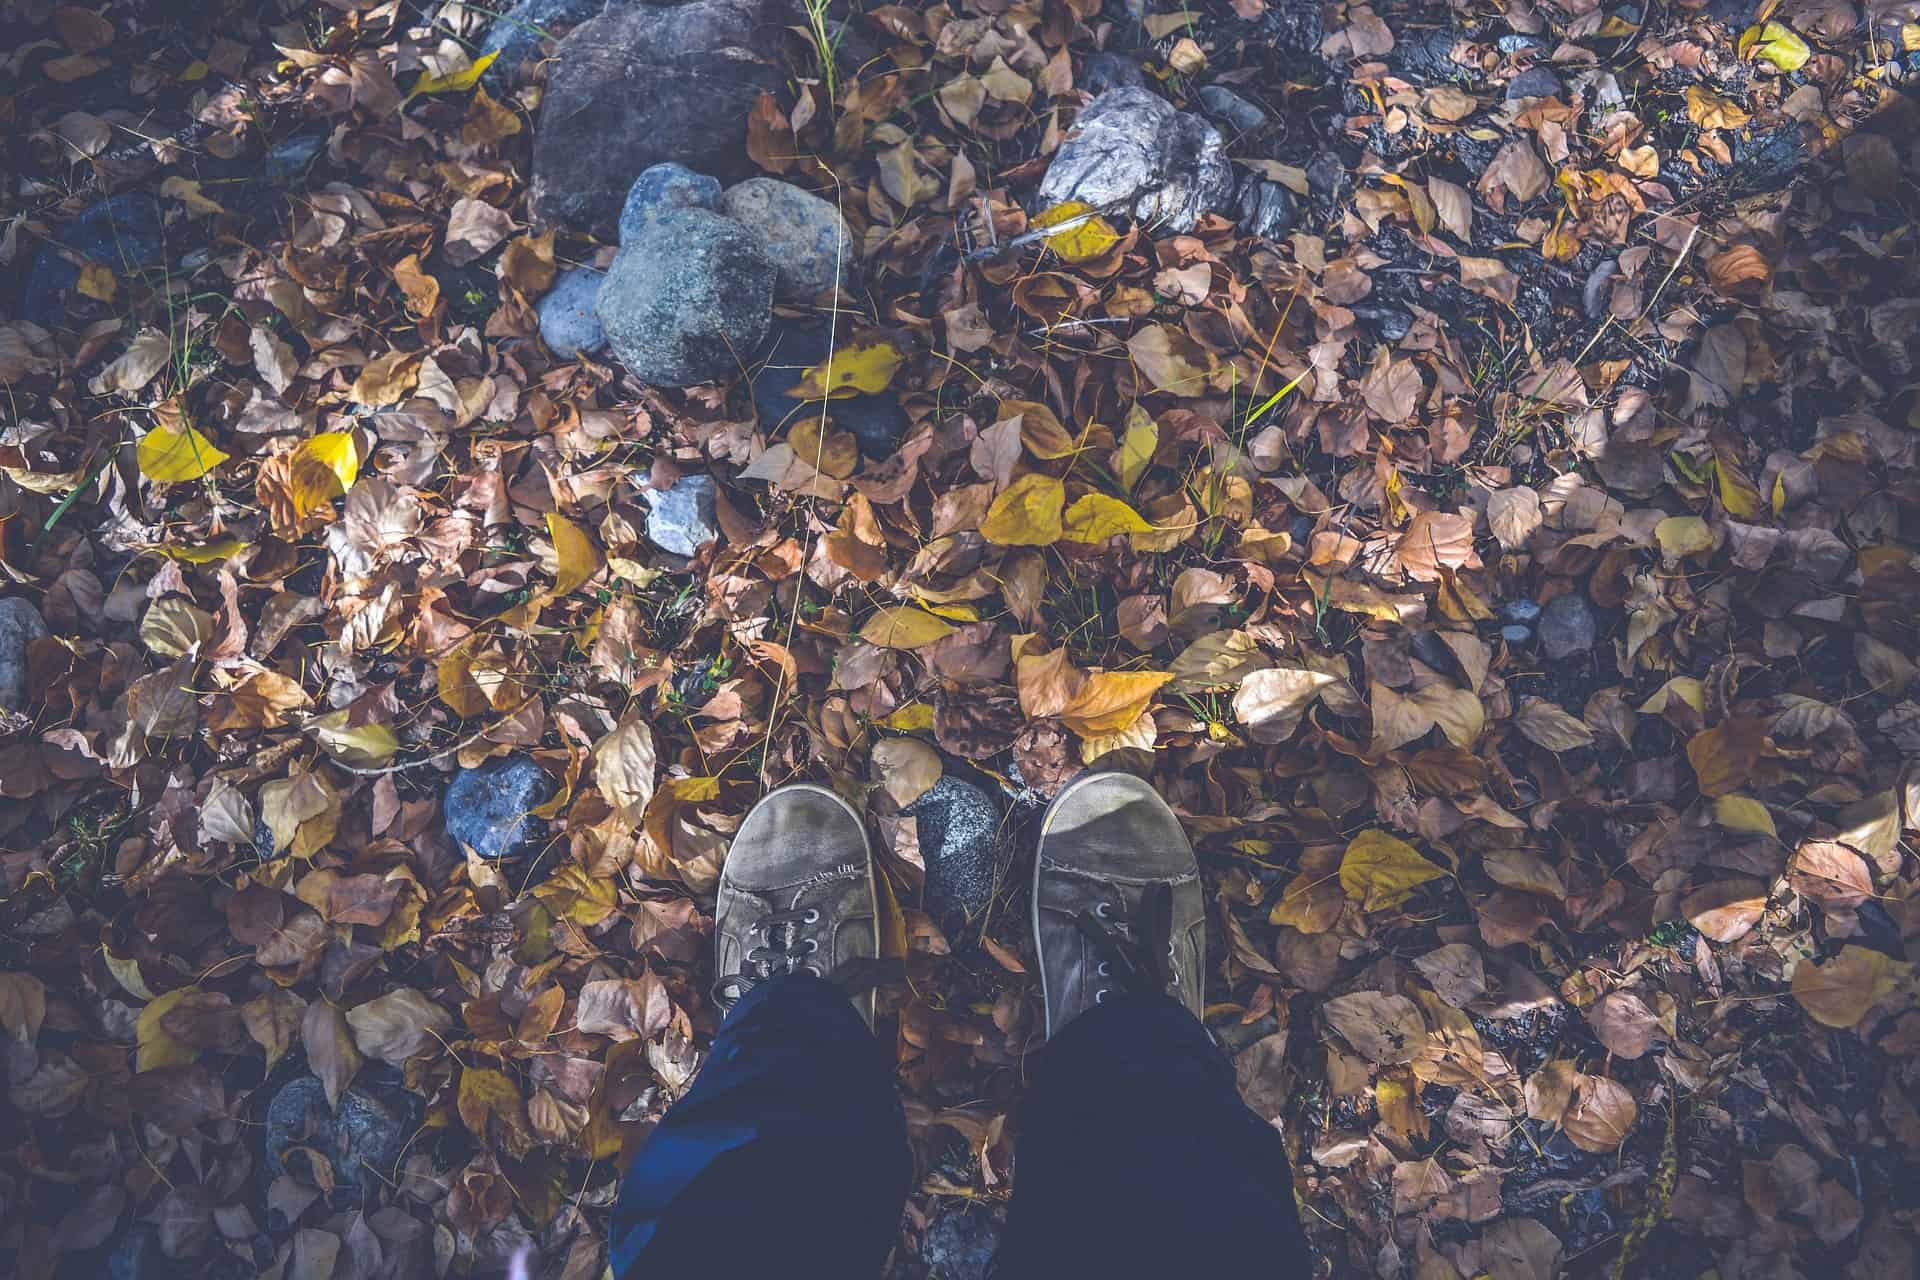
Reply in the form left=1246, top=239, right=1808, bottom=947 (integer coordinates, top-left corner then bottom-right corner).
left=1031, top=771, right=1206, bottom=1039
left=712, top=784, right=881, bottom=1028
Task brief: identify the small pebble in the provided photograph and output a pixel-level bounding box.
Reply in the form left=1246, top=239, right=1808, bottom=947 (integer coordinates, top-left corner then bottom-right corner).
left=445, top=755, right=552, bottom=860
left=1197, top=84, right=1270, bottom=133
left=1500, top=598, right=1543, bottom=626
left=537, top=265, right=608, bottom=358
left=1501, top=624, right=1534, bottom=645
left=0, top=597, right=49, bottom=712
left=1506, top=66, right=1565, bottom=101
left=1538, top=593, right=1598, bottom=660
left=645, top=473, right=721, bottom=559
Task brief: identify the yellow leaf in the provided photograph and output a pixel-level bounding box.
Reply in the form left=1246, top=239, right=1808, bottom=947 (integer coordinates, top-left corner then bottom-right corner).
left=1059, top=670, right=1173, bottom=736
left=310, top=710, right=400, bottom=765
left=980, top=472, right=1065, bottom=546
left=878, top=703, right=936, bottom=731
left=1654, top=515, right=1714, bottom=562
left=1032, top=200, right=1122, bottom=263
left=1713, top=793, right=1777, bottom=837
left=288, top=431, right=360, bottom=517
left=790, top=334, right=904, bottom=400
left=137, top=987, right=201, bottom=1072
left=1792, top=945, right=1902, bottom=1028
left=1740, top=20, right=1811, bottom=71
left=137, top=422, right=229, bottom=483
left=546, top=512, right=603, bottom=596
left=1638, top=676, right=1706, bottom=715
left=1061, top=493, right=1152, bottom=542
left=1714, top=454, right=1765, bottom=519
left=859, top=606, right=957, bottom=649
left=77, top=261, right=117, bottom=301
left=412, top=50, right=498, bottom=96
left=1340, top=828, right=1445, bottom=913
left=1116, top=413, right=1156, bottom=491
left=1684, top=84, right=1751, bottom=130
left=148, top=537, right=246, bottom=564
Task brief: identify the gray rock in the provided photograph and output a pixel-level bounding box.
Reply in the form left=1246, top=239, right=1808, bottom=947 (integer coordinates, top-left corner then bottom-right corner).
left=715, top=177, right=855, bottom=302
left=263, top=134, right=326, bottom=187
left=1506, top=66, right=1565, bottom=100
left=266, top=1075, right=422, bottom=1206
left=749, top=322, right=907, bottom=458
left=921, top=1204, right=1001, bottom=1280
left=1497, top=34, right=1546, bottom=54
left=596, top=207, right=776, bottom=386
left=530, top=0, right=785, bottom=239
left=1409, top=629, right=1456, bottom=675
left=0, top=597, right=48, bottom=712
left=1082, top=51, right=1147, bottom=95
left=445, top=755, right=551, bottom=859
left=1036, top=87, right=1235, bottom=235
left=1501, top=623, right=1534, bottom=646
left=645, top=473, right=720, bottom=558
left=479, top=0, right=605, bottom=90
left=538, top=266, right=608, bottom=358
left=1353, top=304, right=1412, bottom=341
left=619, top=163, right=722, bottom=244
left=905, top=774, right=1003, bottom=924
left=22, top=195, right=166, bottom=326
left=1538, top=593, right=1597, bottom=660
left=1233, top=174, right=1298, bottom=240
left=1500, top=598, right=1543, bottom=626
left=1197, top=84, right=1269, bottom=133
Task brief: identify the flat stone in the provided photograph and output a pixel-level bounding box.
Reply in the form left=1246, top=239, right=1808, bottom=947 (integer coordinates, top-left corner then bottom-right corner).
left=0, top=597, right=48, bottom=712
left=749, top=322, right=907, bottom=458
left=265, top=1075, right=422, bottom=1207
left=529, top=0, right=785, bottom=239
left=645, top=473, right=720, bottom=558
left=1352, top=304, right=1412, bottom=341
left=1233, top=174, right=1297, bottom=240
left=714, top=177, right=855, bottom=302
left=595, top=207, right=775, bottom=386
left=1036, top=87, right=1234, bottom=235
left=1501, top=624, right=1534, bottom=645
left=1506, top=66, right=1565, bottom=100
left=1197, top=84, right=1270, bottom=133
left=22, top=195, right=166, bottom=326
left=619, top=162, right=721, bottom=244
left=538, top=265, right=608, bottom=358
left=480, top=0, right=605, bottom=90
left=1538, top=593, right=1598, bottom=660
left=906, top=774, right=1003, bottom=924
left=263, top=134, right=326, bottom=187
left=1500, top=598, right=1543, bottom=626
left=445, top=755, right=551, bottom=859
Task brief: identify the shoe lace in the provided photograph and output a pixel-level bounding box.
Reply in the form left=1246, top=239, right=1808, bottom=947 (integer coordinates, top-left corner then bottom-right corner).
left=1074, top=882, right=1178, bottom=1006
left=713, top=907, right=823, bottom=1007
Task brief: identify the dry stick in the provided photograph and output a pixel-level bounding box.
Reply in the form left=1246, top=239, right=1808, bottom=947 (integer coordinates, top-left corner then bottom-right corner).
left=325, top=692, right=541, bottom=776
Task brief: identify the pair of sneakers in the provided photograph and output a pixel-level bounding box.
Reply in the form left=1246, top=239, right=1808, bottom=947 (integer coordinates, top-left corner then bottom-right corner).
left=712, top=771, right=1205, bottom=1039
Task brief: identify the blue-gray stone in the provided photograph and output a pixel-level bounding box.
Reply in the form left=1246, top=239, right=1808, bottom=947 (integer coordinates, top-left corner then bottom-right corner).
left=921, top=1204, right=1001, bottom=1280
left=1538, top=593, right=1597, bottom=660
left=1506, top=66, right=1565, bottom=100
left=595, top=207, right=775, bottom=386
left=714, top=177, right=855, bottom=301
left=266, top=1075, right=422, bottom=1207
left=1353, top=304, right=1412, bottom=341
left=264, top=134, right=326, bottom=187
left=0, top=597, right=47, bottom=712
left=645, top=473, right=719, bottom=558
left=749, top=322, right=907, bottom=458
left=1501, top=598, right=1543, bottom=625
left=1082, top=51, right=1147, bottom=95
left=445, top=755, right=551, bottom=859
left=538, top=265, right=608, bottom=358
left=906, top=774, right=1003, bottom=924
left=1197, top=84, right=1270, bottom=133
left=479, top=0, right=605, bottom=90
left=1233, top=174, right=1297, bottom=240
left=1036, top=87, right=1235, bottom=235
left=22, top=195, right=166, bottom=326
left=1501, top=624, right=1533, bottom=645
left=619, top=162, right=721, bottom=244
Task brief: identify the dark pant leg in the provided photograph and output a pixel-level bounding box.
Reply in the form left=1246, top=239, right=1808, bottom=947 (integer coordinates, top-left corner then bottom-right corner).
left=610, top=973, right=911, bottom=1278
left=994, top=994, right=1309, bottom=1277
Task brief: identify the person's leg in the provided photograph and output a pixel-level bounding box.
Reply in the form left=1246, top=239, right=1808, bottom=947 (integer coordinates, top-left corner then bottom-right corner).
left=994, top=772, right=1307, bottom=1276
left=609, top=785, right=911, bottom=1278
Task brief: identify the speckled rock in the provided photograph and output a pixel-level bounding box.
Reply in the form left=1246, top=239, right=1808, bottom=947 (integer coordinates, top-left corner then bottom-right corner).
left=0, top=597, right=48, bottom=712
left=1501, top=598, right=1543, bottom=626
left=1198, top=84, right=1269, bottom=132
left=1233, top=174, right=1297, bottom=240
left=749, top=322, right=907, bottom=458
left=906, top=774, right=1003, bottom=924
left=1036, top=87, right=1234, bottom=234
left=479, top=0, right=604, bottom=90
left=1082, top=51, right=1147, bottom=94
left=619, top=162, right=721, bottom=244
left=538, top=265, right=608, bottom=358
left=921, top=1203, right=1001, bottom=1280
left=265, top=1075, right=422, bottom=1207
left=714, top=177, right=855, bottom=301
left=645, top=473, right=719, bottom=558
left=1506, top=66, right=1565, bottom=100
left=595, top=207, right=775, bottom=386
left=445, top=755, right=551, bottom=859
left=1538, top=593, right=1598, bottom=660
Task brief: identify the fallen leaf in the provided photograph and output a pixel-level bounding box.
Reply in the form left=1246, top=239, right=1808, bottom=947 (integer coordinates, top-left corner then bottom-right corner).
left=137, top=422, right=229, bottom=483
left=791, top=334, right=905, bottom=400
left=1059, top=670, right=1173, bottom=737
left=980, top=473, right=1066, bottom=546
left=1340, top=829, right=1445, bottom=912
left=1061, top=493, right=1151, bottom=542
left=346, top=989, right=451, bottom=1065
left=1323, top=990, right=1426, bottom=1064
left=860, top=606, right=958, bottom=649
left=1233, top=667, right=1338, bottom=744
left=1033, top=200, right=1121, bottom=264
left=1792, top=946, right=1900, bottom=1028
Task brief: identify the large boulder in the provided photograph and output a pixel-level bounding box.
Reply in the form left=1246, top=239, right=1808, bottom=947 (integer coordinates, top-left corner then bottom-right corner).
left=595, top=207, right=775, bottom=386
left=530, top=0, right=787, bottom=240
left=714, top=177, right=854, bottom=301
left=22, top=195, right=166, bottom=327
left=1036, top=87, right=1235, bottom=235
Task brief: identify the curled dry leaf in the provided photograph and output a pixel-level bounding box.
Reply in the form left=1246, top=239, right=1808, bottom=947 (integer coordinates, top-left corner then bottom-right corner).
left=871, top=737, right=942, bottom=809
left=1232, top=667, right=1338, bottom=744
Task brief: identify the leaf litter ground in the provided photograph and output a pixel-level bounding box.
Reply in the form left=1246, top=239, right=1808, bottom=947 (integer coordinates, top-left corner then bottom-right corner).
left=2, top=0, right=1919, bottom=1277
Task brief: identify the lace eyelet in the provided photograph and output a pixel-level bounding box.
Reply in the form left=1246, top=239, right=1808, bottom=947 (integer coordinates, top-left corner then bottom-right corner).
left=799, top=938, right=820, bottom=955
left=802, top=908, right=821, bottom=924
left=1094, top=901, right=1113, bottom=920
left=1094, top=989, right=1109, bottom=1004
left=1096, top=961, right=1111, bottom=977
left=801, top=962, right=824, bottom=978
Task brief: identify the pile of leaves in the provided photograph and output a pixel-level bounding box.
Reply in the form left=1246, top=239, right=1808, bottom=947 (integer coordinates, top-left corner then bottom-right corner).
left=2, top=0, right=1919, bottom=1275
